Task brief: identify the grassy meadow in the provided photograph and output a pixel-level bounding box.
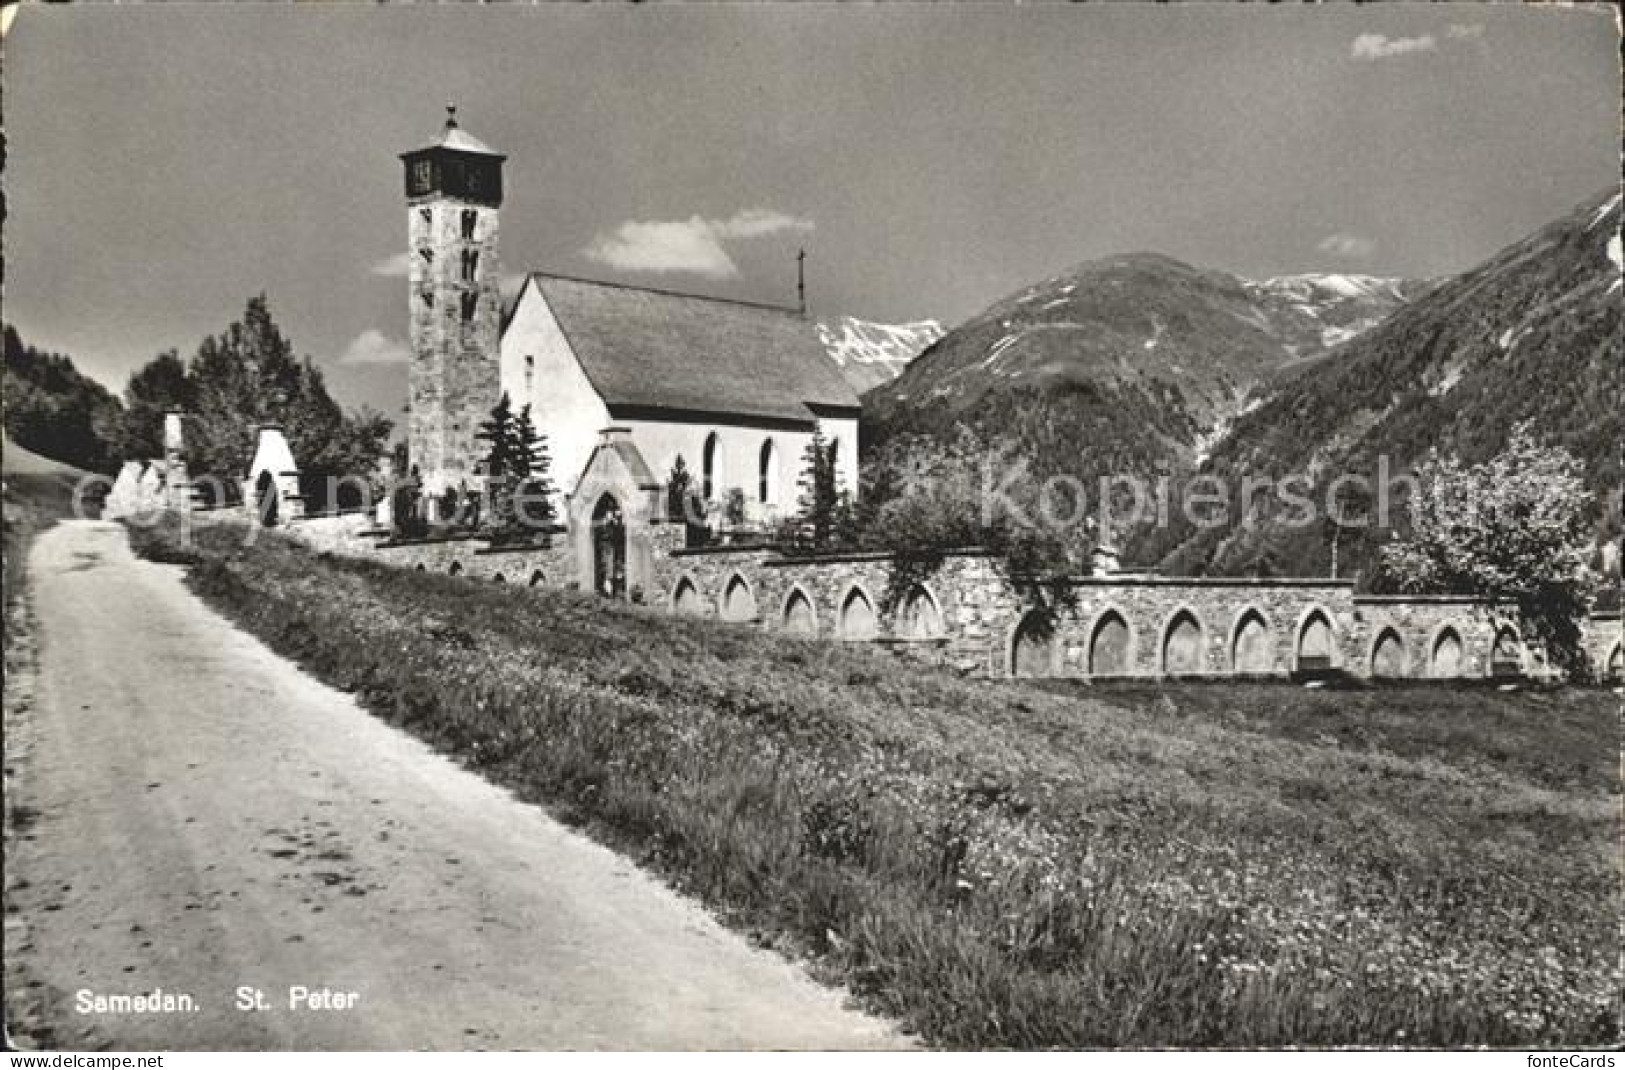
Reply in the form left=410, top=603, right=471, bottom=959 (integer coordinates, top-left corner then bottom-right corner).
left=130, top=518, right=1621, bottom=1048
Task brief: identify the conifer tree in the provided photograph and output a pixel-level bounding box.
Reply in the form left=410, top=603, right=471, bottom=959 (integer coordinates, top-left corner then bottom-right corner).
left=794, top=429, right=843, bottom=548
left=511, top=403, right=557, bottom=534
left=667, top=455, right=711, bottom=547
left=475, top=392, right=520, bottom=535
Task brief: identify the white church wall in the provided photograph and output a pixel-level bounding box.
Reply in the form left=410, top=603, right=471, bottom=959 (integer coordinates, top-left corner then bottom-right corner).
left=499, top=278, right=612, bottom=496
left=616, top=419, right=814, bottom=523
left=817, top=415, right=861, bottom=502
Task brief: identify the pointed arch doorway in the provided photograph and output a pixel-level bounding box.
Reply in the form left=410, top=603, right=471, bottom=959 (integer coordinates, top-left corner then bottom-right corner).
left=592, top=492, right=627, bottom=599
left=254, top=469, right=280, bottom=528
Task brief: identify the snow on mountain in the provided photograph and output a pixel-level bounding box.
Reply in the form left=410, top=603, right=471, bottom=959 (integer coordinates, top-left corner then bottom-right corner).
left=1243, top=272, right=1426, bottom=351
left=815, top=316, right=944, bottom=393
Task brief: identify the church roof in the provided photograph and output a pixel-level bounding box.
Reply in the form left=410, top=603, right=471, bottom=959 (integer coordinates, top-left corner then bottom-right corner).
left=516, top=274, right=861, bottom=424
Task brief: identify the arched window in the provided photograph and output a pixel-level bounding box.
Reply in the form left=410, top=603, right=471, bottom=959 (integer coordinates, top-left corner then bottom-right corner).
left=759, top=439, right=777, bottom=505
left=1162, top=610, right=1203, bottom=676
left=448, top=561, right=464, bottom=577
left=702, top=433, right=721, bottom=501
left=1607, top=644, right=1623, bottom=683
left=492, top=573, right=506, bottom=584
left=460, top=209, right=477, bottom=239
left=1088, top=611, right=1133, bottom=677
left=1371, top=628, right=1406, bottom=678
left=529, top=570, right=546, bottom=587
left=839, top=586, right=878, bottom=641
left=1232, top=610, right=1272, bottom=675
left=1431, top=628, right=1464, bottom=678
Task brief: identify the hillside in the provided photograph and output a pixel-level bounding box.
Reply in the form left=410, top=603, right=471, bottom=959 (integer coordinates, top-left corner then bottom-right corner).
left=3, top=431, right=99, bottom=647
left=2, top=327, right=122, bottom=474
left=816, top=316, right=944, bottom=393
left=1135, top=187, right=1622, bottom=582
left=862, top=254, right=1417, bottom=523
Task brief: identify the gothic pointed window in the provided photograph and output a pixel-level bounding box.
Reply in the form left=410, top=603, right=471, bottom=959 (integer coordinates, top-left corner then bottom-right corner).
left=758, top=438, right=776, bottom=504
left=461, top=209, right=478, bottom=240
left=702, top=432, right=721, bottom=500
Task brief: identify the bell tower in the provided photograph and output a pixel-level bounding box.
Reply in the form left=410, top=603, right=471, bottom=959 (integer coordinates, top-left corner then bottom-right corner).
left=399, top=104, right=506, bottom=498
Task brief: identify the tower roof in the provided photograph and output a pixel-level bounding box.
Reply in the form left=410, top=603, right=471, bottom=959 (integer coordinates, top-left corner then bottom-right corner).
left=406, top=104, right=501, bottom=157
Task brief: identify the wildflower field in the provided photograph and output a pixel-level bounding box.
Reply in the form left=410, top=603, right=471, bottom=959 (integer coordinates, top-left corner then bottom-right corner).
left=131, top=519, right=1620, bottom=1048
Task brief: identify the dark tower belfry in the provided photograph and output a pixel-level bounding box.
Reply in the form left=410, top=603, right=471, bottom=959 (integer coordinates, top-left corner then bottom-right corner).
left=399, top=105, right=506, bottom=499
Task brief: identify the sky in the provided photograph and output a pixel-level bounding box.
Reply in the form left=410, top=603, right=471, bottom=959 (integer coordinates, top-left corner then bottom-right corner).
left=4, top=3, right=1619, bottom=421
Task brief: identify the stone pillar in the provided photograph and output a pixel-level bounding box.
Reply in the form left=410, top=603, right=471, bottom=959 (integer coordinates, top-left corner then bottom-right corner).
left=160, top=410, right=194, bottom=511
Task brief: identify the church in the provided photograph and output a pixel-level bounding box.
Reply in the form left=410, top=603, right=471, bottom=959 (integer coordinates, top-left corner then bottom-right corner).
left=399, top=107, right=860, bottom=530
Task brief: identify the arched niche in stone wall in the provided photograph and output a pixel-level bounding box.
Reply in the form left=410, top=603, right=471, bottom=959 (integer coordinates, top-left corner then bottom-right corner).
left=839, top=585, right=879, bottom=641
left=1490, top=627, right=1523, bottom=679
left=1370, top=627, right=1406, bottom=678
left=720, top=573, right=758, bottom=623
left=1161, top=609, right=1203, bottom=676
left=1010, top=610, right=1056, bottom=678
left=1088, top=610, right=1133, bottom=677
left=1430, top=627, right=1465, bottom=678
left=782, top=586, right=818, bottom=636
left=672, top=575, right=705, bottom=616
left=1297, top=610, right=1336, bottom=672
left=1232, top=609, right=1273, bottom=675
left=898, top=584, right=944, bottom=640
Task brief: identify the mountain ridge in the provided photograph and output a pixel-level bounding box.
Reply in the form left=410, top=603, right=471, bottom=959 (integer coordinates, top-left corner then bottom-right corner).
left=1135, top=187, right=1622, bottom=582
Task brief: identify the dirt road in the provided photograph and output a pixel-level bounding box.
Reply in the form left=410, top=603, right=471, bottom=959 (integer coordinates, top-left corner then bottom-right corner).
left=5, top=520, right=908, bottom=1050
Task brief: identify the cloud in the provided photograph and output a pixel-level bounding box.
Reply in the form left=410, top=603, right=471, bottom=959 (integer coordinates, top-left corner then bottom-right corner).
left=370, top=252, right=413, bottom=278
left=1350, top=33, right=1437, bottom=61
left=1317, top=233, right=1377, bottom=260
left=584, top=208, right=814, bottom=279
left=1446, top=23, right=1485, bottom=40
left=340, top=328, right=410, bottom=365
left=710, top=208, right=815, bottom=240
